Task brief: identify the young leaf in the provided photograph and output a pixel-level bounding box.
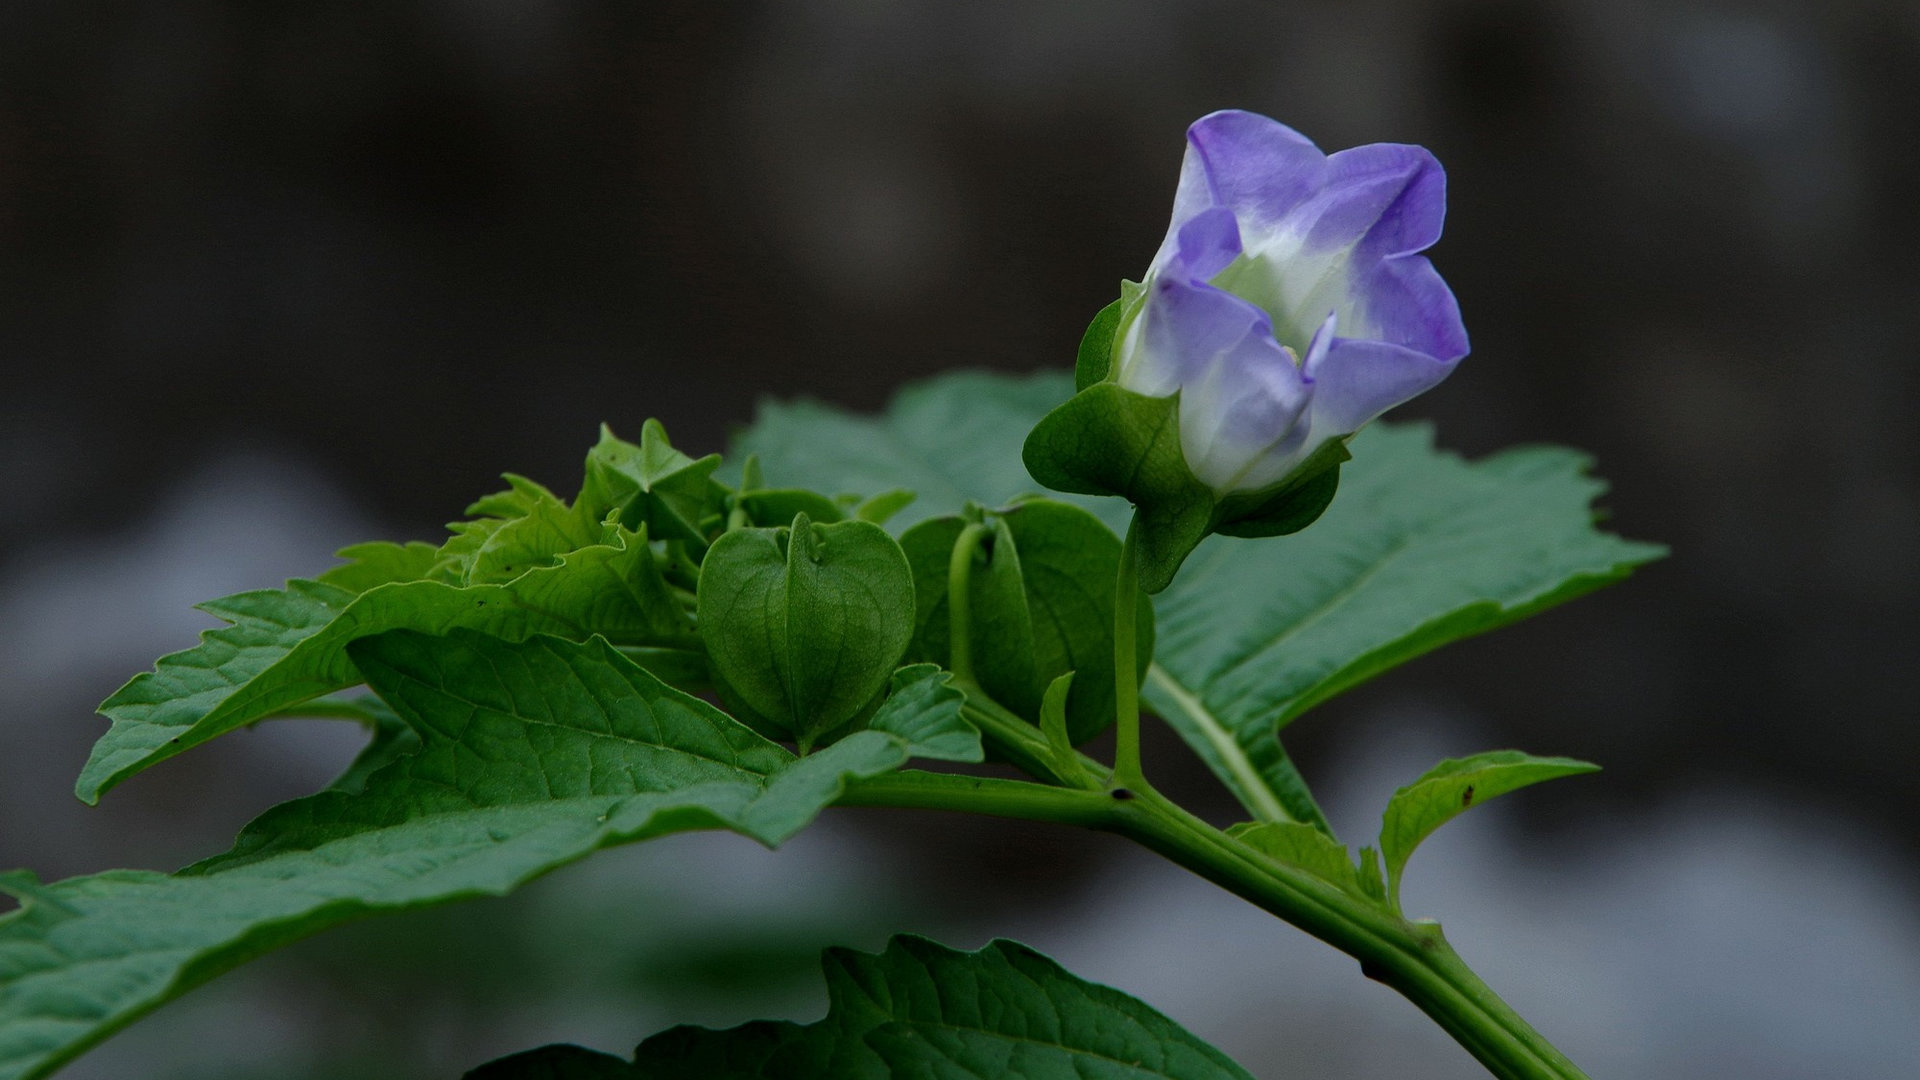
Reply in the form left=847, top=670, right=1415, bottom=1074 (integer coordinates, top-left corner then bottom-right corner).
left=1378, top=750, right=1600, bottom=909
left=469, top=936, right=1255, bottom=1079
left=697, top=515, right=915, bottom=750
left=79, top=527, right=693, bottom=804
left=314, top=540, right=441, bottom=592
left=1226, top=821, right=1369, bottom=900
left=6, top=631, right=922, bottom=1080
left=864, top=665, right=981, bottom=763
left=852, top=489, right=916, bottom=525
left=466, top=478, right=610, bottom=584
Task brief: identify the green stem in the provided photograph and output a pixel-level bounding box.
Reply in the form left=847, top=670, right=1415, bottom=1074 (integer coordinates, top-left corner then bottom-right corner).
left=1112, top=516, right=1144, bottom=789
left=956, top=689, right=1107, bottom=791
left=836, top=773, right=1590, bottom=1080
left=946, top=522, right=991, bottom=683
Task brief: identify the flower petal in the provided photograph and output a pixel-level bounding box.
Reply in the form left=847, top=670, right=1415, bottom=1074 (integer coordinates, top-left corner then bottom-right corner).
left=1120, top=272, right=1275, bottom=397
left=1152, top=110, right=1324, bottom=273
left=1170, top=206, right=1243, bottom=281
left=1302, top=332, right=1459, bottom=437
left=1349, top=250, right=1469, bottom=364
left=1177, top=317, right=1311, bottom=493
left=1183, top=110, right=1327, bottom=230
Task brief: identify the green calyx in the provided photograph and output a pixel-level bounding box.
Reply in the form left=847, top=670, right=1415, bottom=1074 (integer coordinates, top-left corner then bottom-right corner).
left=898, top=498, right=1154, bottom=745
left=1022, top=380, right=1345, bottom=593
left=696, top=513, right=916, bottom=751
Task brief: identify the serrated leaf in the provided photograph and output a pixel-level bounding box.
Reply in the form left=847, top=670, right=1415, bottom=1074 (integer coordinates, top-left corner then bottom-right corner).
left=1379, top=750, right=1599, bottom=909
left=80, top=526, right=693, bottom=803
left=7, top=631, right=919, bottom=1080
left=467, top=480, right=610, bottom=585
left=865, top=664, right=981, bottom=763
left=511, top=936, right=1254, bottom=1080
left=314, top=541, right=441, bottom=592
left=730, top=371, right=1662, bottom=830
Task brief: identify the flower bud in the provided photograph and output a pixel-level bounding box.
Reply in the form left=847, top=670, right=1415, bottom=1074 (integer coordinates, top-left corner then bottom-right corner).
left=1025, top=110, right=1469, bottom=591
left=1112, top=109, right=1468, bottom=495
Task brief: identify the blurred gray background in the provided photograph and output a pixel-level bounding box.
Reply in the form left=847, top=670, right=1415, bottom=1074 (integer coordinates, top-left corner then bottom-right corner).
left=3, top=2, right=1917, bottom=1077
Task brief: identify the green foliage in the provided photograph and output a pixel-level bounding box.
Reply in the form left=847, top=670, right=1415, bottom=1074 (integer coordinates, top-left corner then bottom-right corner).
left=5, top=632, right=972, bottom=1080
left=900, top=499, right=1154, bottom=745
left=697, top=515, right=916, bottom=750
left=733, top=371, right=1662, bottom=828
left=466, top=936, right=1254, bottom=1079
left=1378, top=751, right=1600, bottom=910
left=581, top=420, right=724, bottom=543
left=78, top=525, right=689, bottom=804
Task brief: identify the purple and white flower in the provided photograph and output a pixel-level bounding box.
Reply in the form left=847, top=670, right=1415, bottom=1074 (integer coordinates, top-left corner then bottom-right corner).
left=1112, top=110, right=1469, bottom=495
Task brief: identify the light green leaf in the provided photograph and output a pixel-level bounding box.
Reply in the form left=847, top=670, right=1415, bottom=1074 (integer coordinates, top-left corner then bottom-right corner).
left=314, top=541, right=441, bottom=592
left=80, top=526, right=693, bottom=803
left=1226, top=821, right=1367, bottom=900
left=7, top=631, right=912, bottom=1080
left=852, top=489, right=916, bottom=525
left=731, top=371, right=1662, bottom=830
left=596, top=936, right=1252, bottom=1079
left=1379, top=750, right=1599, bottom=910
left=865, top=665, right=981, bottom=763
left=467, top=478, right=610, bottom=585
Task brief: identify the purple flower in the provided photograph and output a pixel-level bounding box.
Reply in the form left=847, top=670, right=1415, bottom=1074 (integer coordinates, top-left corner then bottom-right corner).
left=1112, top=110, right=1469, bottom=495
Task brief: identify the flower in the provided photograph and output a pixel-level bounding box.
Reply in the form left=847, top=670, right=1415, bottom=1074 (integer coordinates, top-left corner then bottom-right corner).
left=1111, top=110, right=1469, bottom=495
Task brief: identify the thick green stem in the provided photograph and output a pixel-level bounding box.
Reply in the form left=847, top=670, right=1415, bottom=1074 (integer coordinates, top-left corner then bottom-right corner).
left=835, top=773, right=1590, bottom=1080
left=1112, top=517, right=1144, bottom=788
left=946, top=522, right=991, bottom=683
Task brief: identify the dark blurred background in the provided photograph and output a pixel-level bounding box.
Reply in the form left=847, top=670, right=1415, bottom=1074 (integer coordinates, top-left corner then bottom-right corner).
left=3, top=3, right=1917, bottom=1078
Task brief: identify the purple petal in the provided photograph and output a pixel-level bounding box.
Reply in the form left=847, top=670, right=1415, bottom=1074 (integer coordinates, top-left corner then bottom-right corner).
left=1296, top=143, right=1446, bottom=258
left=1175, top=308, right=1311, bottom=493
left=1348, top=251, right=1469, bottom=363
left=1183, top=110, right=1327, bottom=229
left=1171, top=206, right=1243, bottom=281
left=1121, top=273, right=1279, bottom=397
left=1303, top=334, right=1459, bottom=436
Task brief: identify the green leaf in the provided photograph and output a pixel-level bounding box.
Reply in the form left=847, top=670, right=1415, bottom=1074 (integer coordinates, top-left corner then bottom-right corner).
left=697, top=515, right=916, bottom=750
left=555, top=936, right=1252, bottom=1079
left=467, top=477, right=610, bottom=584
left=865, top=664, right=981, bottom=763
left=729, top=372, right=1089, bottom=535
left=852, top=489, right=916, bottom=525
left=1225, top=821, right=1368, bottom=900
left=728, top=371, right=1663, bottom=830
left=1378, top=750, right=1599, bottom=909
left=313, top=541, right=441, bottom=592
left=80, top=525, right=693, bottom=803
left=8, top=631, right=917, bottom=1080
